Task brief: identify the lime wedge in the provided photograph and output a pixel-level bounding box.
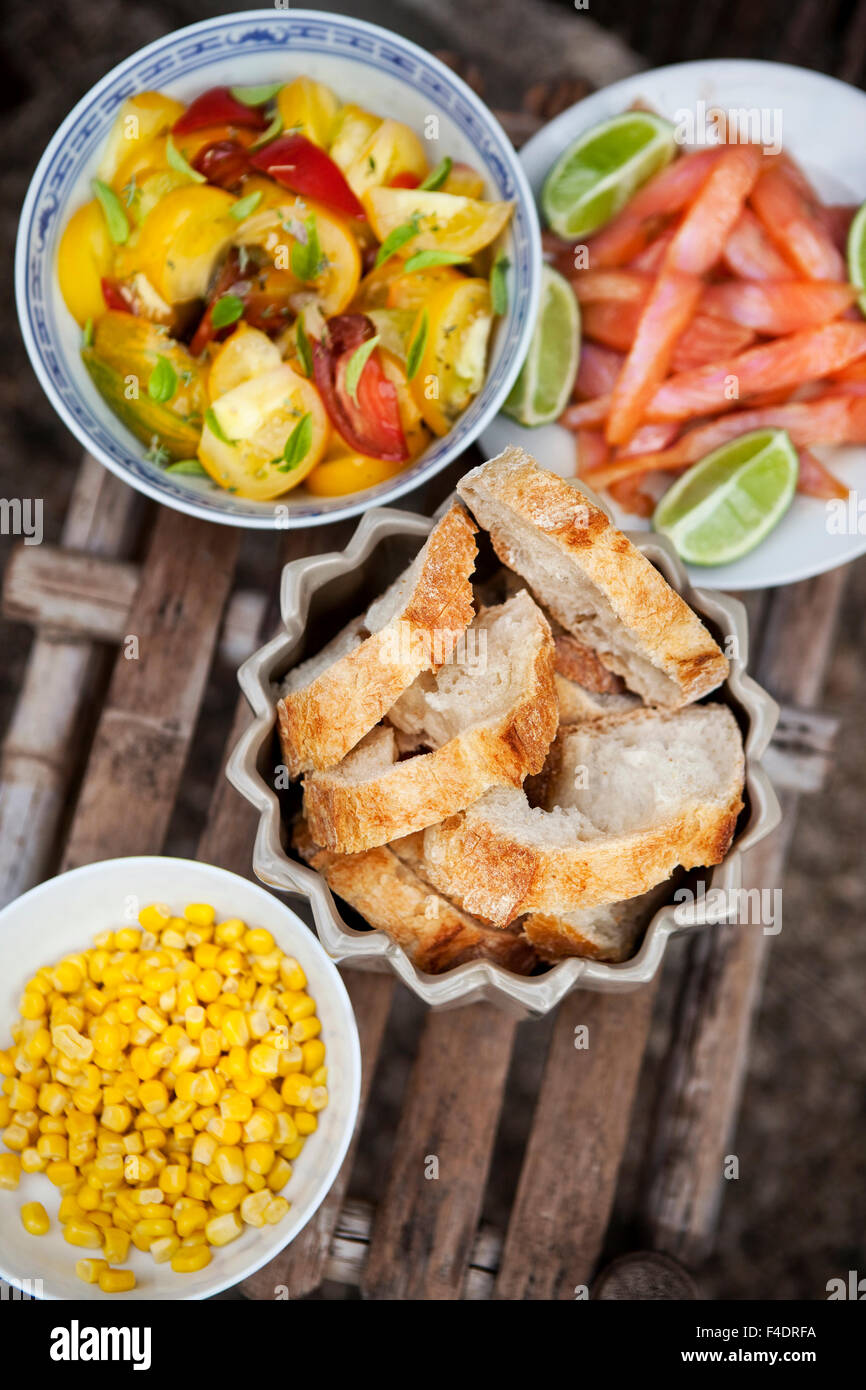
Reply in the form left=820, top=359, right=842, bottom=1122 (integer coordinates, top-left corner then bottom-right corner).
left=541, top=112, right=677, bottom=240
left=847, top=200, right=866, bottom=316
left=503, top=264, right=580, bottom=426
left=653, top=429, right=799, bottom=565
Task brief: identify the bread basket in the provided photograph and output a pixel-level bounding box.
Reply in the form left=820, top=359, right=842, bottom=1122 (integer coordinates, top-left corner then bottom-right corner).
left=226, top=503, right=781, bottom=1018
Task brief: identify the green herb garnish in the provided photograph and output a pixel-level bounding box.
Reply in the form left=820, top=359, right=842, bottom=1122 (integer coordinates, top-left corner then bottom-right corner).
left=490, top=251, right=510, bottom=316
left=249, top=112, right=284, bottom=152
left=344, top=335, right=380, bottom=404
left=92, top=179, right=130, bottom=245
left=276, top=412, right=313, bottom=471
left=165, top=459, right=209, bottom=476
left=375, top=216, right=420, bottom=268
left=419, top=157, right=452, bottom=192
left=166, top=135, right=206, bottom=184
left=82, top=318, right=94, bottom=348
left=211, top=295, right=245, bottom=329
left=204, top=406, right=235, bottom=445
left=403, top=249, right=470, bottom=274
left=229, top=83, right=283, bottom=106
left=296, top=316, right=314, bottom=379
left=291, top=215, right=324, bottom=282
left=230, top=191, right=264, bottom=222
left=147, top=355, right=178, bottom=404
left=406, top=310, right=428, bottom=380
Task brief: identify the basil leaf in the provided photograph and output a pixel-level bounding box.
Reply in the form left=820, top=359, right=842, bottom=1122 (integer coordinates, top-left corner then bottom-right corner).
left=147, top=355, right=178, bottom=404
left=403, top=249, right=470, bottom=274
left=92, top=179, right=130, bottom=245
left=230, top=190, right=263, bottom=221
left=229, top=82, right=283, bottom=106
left=165, top=458, right=208, bottom=476
left=291, top=215, right=323, bottom=282
left=211, top=295, right=245, bottom=329
left=344, top=335, right=380, bottom=404
left=204, top=406, right=235, bottom=444
left=419, top=156, right=452, bottom=192
left=295, top=316, right=314, bottom=379
left=406, top=309, right=428, bottom=381
left=490, top=252, right=510, bottom=317
left=82, top=318, right=94, bottom=348
left=375, top=217, right=420, bottom=267
left=277, top=412, right=313, bottom=471
left=249, top=112, right=284, bottom=152
left=166, top=135, right=206, bottom=184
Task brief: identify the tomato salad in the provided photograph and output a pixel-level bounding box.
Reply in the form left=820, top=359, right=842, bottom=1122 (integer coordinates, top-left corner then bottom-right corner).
left=58, top=80, right=514, bottom=499
left=545, top=124, right=866, bottom=520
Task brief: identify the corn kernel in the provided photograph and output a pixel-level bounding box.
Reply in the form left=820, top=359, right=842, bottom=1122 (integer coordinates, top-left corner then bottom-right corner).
left=214, top=1145, right=245, bottom=1185
left=220, top=1090, right=253, bottom=1123
left=21, top=1146, right=45, bottom=1173
left=159, top=1164, right=187, bottom=1197
left=290, top=1017, right=321, bottom=1043
left=245, top=1142, right=275, bottom=1176
left=210, top=1182, right=247, bottom=1213
left=214, top=917, right=244, bottom=944
left=171, top=1244, right=211, bottom=1273
left=240, top=1188, right=272, bottom=1226
left=76, top=1257, right=108, bottom=1284
left=281, top=1074, right=312, bottom=1108
left=175, top=1202, right=208, bottom=1237
left=185, top=903, right=216, bottom=928
left=63, top=1219, right=103, bottom=1249
left=267, top=1157, right=293, bottom=1193
left=101, top=1104, right=133, bottom=1134
left=279, top=957, right=306, bottom=991
left=264, top=1196, right=290, bottom=1225
left=98, top=1267, right=136, bottom=1293
left=295, top=1111, right=317, bottom=1136
left=205, top=1210, right=243, bottom=1247
left=21, top=1201, right=50, bottom=1235
left=150, top=1234, right=180, bottom=1263
left=102, top=1227, right=131, bottom=1264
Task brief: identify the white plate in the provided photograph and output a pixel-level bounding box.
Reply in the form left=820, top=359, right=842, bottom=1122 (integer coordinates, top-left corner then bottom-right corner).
left=482, top=59, right=866, bottom=589
left=0, top=857, right=361, bottom=1300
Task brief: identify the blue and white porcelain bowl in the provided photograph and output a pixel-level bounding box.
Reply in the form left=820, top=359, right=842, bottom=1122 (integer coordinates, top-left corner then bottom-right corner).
left=16, top=9, right=541, bottom=528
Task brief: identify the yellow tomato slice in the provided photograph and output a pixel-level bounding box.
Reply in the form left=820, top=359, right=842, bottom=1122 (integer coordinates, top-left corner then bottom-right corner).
left=57, top=200, right=115, bottom=326
left=386, top=265, right=463, bottom=312
left=345, top=120, right=428, bottom=201
left=199, top=365, right=329, bottom=499
left=207, top=325, right=282, bottom=401
left=364, top=188, right=513, bottom=257
left=442, top=162, right=486, bottom=199
left=97, top=93, right=185, bottom=185
left=305, top=452, right=406, bottom=497
left=234, top=197, right=360, bottom=315
left=350, top=258, right=407, bottom=311
left=329, top=103, right=381, bottom=173
left=276, top=78, right=341, bottom=148
left=409, top=277, right=493, bottom=436
left=135, top=186, right=237, bottom=304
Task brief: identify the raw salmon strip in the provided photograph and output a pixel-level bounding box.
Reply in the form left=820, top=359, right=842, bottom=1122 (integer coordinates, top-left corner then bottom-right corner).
left=575, top=429, right=609, bottom=474
left=750, top=160, right=846, bottom=280
left=647, top=323, right=866, bottom=422
left=584, top=394, right=864, bottom=488
left=587, top=148, right=721, bottom=267
left=701, top=281, right=857, bottom=333
left=796, top=448, right=849, bottom=499
left=665, top=144, right=765, bottom=275
left=671, top=316, right=755, bottom=373
left=722, top=209, right=796, bottom=279
left=561, top=395, right=611, bottom=429
left=630, top=225, right=677, bottom=272
left=605, top=271, right=702, bottom=444
left=572, top=343, right=623, bottom=401
left=571, top=270, right=649, bottom=303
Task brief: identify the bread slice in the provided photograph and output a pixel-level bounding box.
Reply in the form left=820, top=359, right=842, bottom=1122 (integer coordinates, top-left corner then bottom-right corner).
left=420, top=704, right=745, bottom=926
left=302, top=589, right=558, bottom=853
left=277, top=504, right=477, bottom=777
left=292, top=821, right=536, bottom=975
left=458, top=447, right=728, bottom=708
left=522, top=882, right=671, bottom=963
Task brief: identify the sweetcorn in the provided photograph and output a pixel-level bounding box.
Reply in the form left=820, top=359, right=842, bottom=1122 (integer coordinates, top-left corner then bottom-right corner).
left=0, top=902, right=327, bottom=1292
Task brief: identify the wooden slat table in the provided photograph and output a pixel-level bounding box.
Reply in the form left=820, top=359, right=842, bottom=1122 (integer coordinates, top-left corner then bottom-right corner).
left=0, top=451, right=843, bottom=1301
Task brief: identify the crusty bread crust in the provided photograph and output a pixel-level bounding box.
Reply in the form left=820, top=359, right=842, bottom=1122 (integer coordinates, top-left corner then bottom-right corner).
left=458, top=447, right=728, bottom=707
left=302, top=594, right=558, bottom=854
left=277, top=505, right=477, bottom=777
left=293, top=821, right=536, bottom=975
left=420, top=706, right=745, bottom=927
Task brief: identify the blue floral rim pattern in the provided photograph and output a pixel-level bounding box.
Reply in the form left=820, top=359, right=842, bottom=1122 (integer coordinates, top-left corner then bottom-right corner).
left=16, top=9, right=541, bottom=528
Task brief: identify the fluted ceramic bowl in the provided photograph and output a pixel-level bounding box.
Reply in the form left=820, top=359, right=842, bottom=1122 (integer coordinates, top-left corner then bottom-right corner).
left=226, top=484, right=781, bottom=1018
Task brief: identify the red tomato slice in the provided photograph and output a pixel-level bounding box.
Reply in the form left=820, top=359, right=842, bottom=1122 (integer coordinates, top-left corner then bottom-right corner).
left=750, top=160, right=846, bottom=281
left=312, top=315, right=408, bottom=461
left=390, top=172, right=421, bottom=189
left=173, top=87, right=266, bottom=136
left=100, top=277, right=134, bottom=314
left=250, top=134, right=365, bottom=219
left=647, top=323, right=866, bottom=423
left=193, top=139, right=253, bottom=190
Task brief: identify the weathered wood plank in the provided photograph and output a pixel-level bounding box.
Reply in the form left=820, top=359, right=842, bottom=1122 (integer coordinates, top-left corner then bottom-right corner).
left=640, top=567, right=848, bottom=1263
left=0, top=457, right=145, bottom=906
left=361, top=1006, right=517, bottom=1300
left=60, top=508, right=238, bottom=868
left=494, top=982, right=659, bottom=1300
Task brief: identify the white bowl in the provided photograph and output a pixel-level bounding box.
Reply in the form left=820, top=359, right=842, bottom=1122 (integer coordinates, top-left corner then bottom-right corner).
left=482, top=59, right=866, bottom=589
left=0, top=856, right=361, bottom=1300
left=16, top=8, right=541, bottom=529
